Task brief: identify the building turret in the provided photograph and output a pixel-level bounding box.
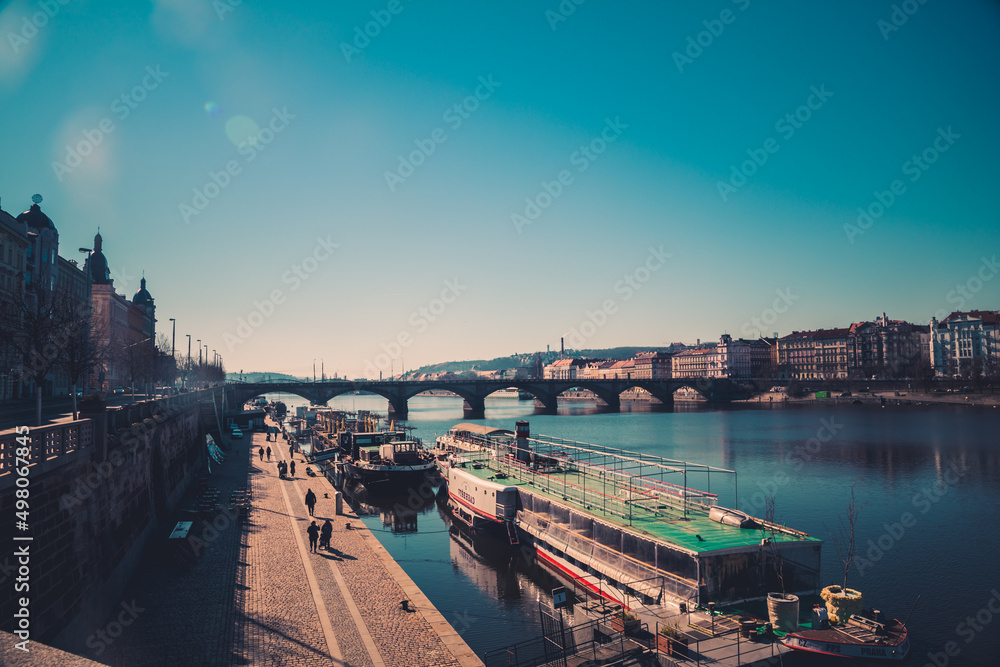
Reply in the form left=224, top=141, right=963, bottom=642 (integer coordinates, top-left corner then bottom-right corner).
left=89, top=231, right=111, bottom=285
left=132, top=276, right=153, bottom=308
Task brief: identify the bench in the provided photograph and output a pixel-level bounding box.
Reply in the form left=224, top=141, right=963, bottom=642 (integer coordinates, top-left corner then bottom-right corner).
left=168, top=521, right=197, bottom=570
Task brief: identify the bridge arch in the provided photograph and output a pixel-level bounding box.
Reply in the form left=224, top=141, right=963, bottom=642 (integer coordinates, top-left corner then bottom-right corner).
left=403, top=384, right=487, bottom=420
left=228, top=383, right=326, bottom=407
left=557, top=380, right=622, bottom=411
left=616, top=380, right=676, bottom=408
left=487, top=381, right=559, bottom=413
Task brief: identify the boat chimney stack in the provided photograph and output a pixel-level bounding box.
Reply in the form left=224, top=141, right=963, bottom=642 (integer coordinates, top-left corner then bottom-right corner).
left=515, top=420, right=531, bottom=463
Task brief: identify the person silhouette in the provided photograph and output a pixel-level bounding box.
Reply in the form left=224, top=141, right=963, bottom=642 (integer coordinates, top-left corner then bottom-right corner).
left=305, top=488, right=317, bottom=516
left=320, top=519, right=332, bottom=550
left=307, top=521, right=319, bottom=553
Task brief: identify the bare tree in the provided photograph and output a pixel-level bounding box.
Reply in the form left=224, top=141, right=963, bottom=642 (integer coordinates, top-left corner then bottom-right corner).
left=0, top=282, right=78, bottom=425
left=827, top=483, right=865, bottom=591
left=120, top=336, right=154, bottom=403
left=153, top=333, right=178, bottom=388
left=60, top=299, right=110, bottom=419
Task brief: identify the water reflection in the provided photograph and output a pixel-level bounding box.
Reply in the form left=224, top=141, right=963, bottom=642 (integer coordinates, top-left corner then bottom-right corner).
left=271, top=392, right=1000, bottom=663
left=339, top=473, right=555, bottom=656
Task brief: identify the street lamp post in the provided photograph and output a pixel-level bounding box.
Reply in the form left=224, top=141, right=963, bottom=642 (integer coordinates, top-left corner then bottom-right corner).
left=123, top=337, right=153, bottom=404
left=186, top=334, right=191, bottom=390
left=169, top=318, right=176, bottom=387
left=78, top=247, right=93, bottom=391
left=197, top=339, right=202, bottom=366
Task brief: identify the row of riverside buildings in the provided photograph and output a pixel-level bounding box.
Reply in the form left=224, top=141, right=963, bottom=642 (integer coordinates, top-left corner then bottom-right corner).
left=0, top=195, right=158, bottom=401
left=540, top=311, right=1000, bottom=382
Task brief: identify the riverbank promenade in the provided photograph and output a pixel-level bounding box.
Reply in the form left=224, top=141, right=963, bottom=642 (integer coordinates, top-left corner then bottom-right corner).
left=2, top=418, right=482, bottom=667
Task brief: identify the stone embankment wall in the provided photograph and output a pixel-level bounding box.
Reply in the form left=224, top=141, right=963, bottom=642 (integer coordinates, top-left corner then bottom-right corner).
left=0, top=401, right=203, bottom=652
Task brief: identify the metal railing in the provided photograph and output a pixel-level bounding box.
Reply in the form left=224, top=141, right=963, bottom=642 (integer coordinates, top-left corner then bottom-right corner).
left=483, top=616, right=646, bottom=667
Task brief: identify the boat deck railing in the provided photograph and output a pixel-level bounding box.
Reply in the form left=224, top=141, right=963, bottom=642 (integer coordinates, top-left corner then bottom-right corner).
left=451, top=441, right=726, bottom=524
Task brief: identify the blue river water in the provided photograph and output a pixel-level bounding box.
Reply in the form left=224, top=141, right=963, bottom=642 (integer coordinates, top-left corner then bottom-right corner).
left=269, top=392, right=1000, bottom=665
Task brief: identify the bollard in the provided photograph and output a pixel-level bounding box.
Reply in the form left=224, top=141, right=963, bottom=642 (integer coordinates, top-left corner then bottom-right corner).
left=335, top=492, right=343, bottom=515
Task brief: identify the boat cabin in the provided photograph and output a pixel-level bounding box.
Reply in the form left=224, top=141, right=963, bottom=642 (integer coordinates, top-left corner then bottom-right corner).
left=379, top=440, right=423, bottom=465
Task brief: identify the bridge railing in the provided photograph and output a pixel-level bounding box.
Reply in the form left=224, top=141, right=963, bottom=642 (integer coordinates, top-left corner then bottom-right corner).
left=0, top=389, right=216, bottom=482
left=0, top=419, right=94, bottom=483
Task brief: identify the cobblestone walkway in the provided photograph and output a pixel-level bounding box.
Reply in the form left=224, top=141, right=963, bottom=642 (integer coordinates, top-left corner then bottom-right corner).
left=79, top=420, right=481, bottom=667
left=268, top=438, right=470, bottom=667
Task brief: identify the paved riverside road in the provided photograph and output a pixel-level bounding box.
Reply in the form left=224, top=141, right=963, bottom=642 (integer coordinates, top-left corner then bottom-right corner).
left=73, top=418, right=481, bottom=666
left=256, top=417, right=481, bottom=667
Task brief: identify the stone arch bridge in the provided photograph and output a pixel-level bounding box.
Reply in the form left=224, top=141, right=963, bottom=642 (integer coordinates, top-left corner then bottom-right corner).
left=223, top=378, right=771, bottom=420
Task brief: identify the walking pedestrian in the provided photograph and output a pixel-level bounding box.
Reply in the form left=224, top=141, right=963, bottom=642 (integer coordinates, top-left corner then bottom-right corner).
left=305, top=488, right=317, bottom=516
left=266, top=446, right=271, bottom=461
left=307, top=521, right=319, bottom=553
left=320, top=519, right=332, bottom=550
left=258, top=447, right=264, bottom=461
left=289, top=460, right=296, bottom=477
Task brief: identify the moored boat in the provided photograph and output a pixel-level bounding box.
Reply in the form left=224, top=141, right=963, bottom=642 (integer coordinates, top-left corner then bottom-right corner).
left=342, top=432, right=438, bottom=492
left=445, top=465, right=520, bottom=544
left=781, top=610, right=910, bottom=661
left=436, top=420, right=823, bottom=610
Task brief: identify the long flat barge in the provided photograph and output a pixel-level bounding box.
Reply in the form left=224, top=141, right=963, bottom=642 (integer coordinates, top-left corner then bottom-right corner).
left=436, top=421, right=822, bottom=611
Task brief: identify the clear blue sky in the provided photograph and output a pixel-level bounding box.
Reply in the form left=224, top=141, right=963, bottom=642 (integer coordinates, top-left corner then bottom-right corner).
left=1, top=0, right=997, bottom=378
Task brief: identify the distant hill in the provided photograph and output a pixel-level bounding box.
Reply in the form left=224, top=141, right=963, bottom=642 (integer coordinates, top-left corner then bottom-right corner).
left=409, top=347, right=676, bottom=375
left=226, top=371, right=307, bottom=383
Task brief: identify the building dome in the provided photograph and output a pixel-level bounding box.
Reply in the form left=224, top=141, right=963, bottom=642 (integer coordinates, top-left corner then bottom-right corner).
left=16, top=203, right=55, bottom=230
left=89, top=231, right=111, bottom=284
left=133, top=277, right=153, bottom=307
